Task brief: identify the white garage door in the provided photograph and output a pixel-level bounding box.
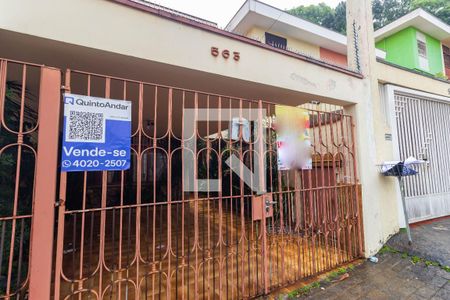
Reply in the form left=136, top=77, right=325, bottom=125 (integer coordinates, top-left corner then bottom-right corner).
left=395, top=92, right=450, bottom=222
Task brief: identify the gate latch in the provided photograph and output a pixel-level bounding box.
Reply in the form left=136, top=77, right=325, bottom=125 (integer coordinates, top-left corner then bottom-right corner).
left=265, top=199, right=277, bottom=212
left=252, top=193, right=274, bottom=220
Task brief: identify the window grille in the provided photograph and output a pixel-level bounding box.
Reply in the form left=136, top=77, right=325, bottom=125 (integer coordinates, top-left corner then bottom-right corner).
left=417, top=40, right=427, bottom=58
left=265, top=32, right=287, bottom=50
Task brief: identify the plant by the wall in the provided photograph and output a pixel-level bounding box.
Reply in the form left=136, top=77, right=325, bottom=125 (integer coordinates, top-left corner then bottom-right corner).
left=435, top=72, right=448, bottom=80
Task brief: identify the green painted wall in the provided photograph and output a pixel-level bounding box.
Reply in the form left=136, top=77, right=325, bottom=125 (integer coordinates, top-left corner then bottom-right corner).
left=376, top=27, right=417, bottom=70
left=425, top=33, right=443, bottom=75
left=375, top=26, right=444, bottom=75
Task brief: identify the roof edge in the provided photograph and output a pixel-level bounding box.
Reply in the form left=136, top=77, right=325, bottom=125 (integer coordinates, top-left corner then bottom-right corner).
left=225, top=0, right=250, bottom=31
left=108, top=0, right=363, bottom=79
left=225, top=0, right=347, bottom=45
left=374, top=8, right=450, bottom=41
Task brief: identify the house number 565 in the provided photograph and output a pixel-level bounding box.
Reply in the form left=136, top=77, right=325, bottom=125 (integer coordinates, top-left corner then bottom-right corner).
left=211, top=47, right=240, bottom=61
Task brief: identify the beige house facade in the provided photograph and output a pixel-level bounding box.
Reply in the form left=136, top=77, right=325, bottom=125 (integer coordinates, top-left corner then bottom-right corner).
left=228, top=0, right=450, bottom=226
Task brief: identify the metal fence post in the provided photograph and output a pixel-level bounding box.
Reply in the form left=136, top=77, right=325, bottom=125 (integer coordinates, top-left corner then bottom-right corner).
left=257, top=100, right=269, bottom=294
left=28, top=66, right=61, bottom=299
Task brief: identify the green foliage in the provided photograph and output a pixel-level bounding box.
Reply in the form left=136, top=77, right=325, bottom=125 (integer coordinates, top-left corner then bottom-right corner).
left=424, top=260, right=439, bottom=267
left=373, top=0, right=413, bottom=30
left=285, top=264, right=354, bottom=298
left=378, top=245, right=399, bottom=254
left=327, top=270, right=339, bottom=279
left=337, top=267, right=347, bottom=275
left=411, top=0, right=450, bottom=25
left=411, top=256, right=421, bottom=264
left=382, top=244, right=450, bottom=273
left=287, top=1, right=347, bottom=34
left=287, top=0, right=449, bottom=35
left=287, top=3, right=333, bottom=27
left=286, top=281, right=321, bottom=298
left=287, top=281, right=321, bottom=298
left=435, top=72, right=449, bottom=80
left=333, top=2, right=347, bottom=34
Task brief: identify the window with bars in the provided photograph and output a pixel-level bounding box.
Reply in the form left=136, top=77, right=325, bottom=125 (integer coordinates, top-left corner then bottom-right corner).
left=417, top=40, right=427, bottom=58
left=265, top=32, right=287, bottom=50
left=443, top=45, right=450, bottom=69
left=416, top=32, right=429, bottom=71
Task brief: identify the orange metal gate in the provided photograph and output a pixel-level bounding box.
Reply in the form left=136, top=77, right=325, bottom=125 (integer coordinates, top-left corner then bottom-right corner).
left=52, top=69, right=363, bottom=299
left=0, top=58, right=61, bottom=300
left=1, top=59, right=363, bottom=299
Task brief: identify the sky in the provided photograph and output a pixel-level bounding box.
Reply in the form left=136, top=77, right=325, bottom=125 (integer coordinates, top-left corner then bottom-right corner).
left=152, top=0, right=343, bottom=28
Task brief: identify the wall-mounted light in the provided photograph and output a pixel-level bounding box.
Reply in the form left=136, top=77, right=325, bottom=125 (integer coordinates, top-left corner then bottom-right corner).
left=310, top=100, right=321, bottom=105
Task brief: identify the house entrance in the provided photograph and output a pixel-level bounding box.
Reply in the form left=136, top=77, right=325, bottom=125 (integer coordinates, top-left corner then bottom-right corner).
left=0, top=58, right=363, bottom=299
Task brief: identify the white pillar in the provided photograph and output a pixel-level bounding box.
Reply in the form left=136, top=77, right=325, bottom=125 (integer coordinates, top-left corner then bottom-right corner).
left=346, top=0, right=400, bottom=256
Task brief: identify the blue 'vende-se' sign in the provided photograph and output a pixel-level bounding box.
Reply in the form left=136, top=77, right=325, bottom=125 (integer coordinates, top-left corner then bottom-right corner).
left=61, top=93, right=132, bottom=172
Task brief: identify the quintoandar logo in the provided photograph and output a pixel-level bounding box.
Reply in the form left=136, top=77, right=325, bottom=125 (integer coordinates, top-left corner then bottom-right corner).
left=64, top=96, right=75, bottom=105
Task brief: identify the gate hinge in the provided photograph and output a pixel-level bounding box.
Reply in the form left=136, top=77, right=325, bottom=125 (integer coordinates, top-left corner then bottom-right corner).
left=55, top=199, right=66, bottom=207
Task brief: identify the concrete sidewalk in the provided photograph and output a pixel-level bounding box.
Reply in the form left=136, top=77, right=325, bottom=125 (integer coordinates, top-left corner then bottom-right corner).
left=300, top=251, right=450, bottom=299
left=387, top=218, right=450, bottom=267
left=282, top=217, right=450, bottom=300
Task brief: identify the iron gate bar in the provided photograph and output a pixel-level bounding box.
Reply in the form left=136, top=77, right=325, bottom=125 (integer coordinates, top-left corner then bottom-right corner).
left=0, top=59, right=61, bottom=300
left=257, top=99, right=268, bottom=295
left=28, top=65, right=61, bottom=300
left=47, top=68, right=364, bottom=299
left=0, top=56, right=362, bottom=298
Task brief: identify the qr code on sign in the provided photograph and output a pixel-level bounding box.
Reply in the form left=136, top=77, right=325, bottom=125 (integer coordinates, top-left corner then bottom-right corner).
left=67, top=111, right=105, bottom=143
